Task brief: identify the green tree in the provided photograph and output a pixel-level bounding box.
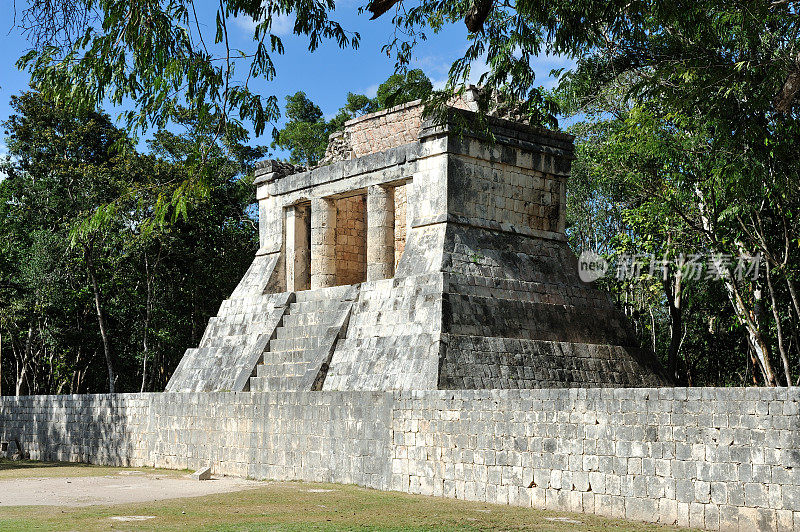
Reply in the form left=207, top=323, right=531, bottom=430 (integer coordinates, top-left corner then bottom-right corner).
left=1, top=91, right=131, bottom=392
left=273, top=71, right=432, bottom=166
left=272, top=92, right=331, bottom=166
left=375, top=69, right=432, bottom=109
left=564, top=76, right=800, bottom=386
left=14, top=0, right=358, bottom=137
left=0, top=92, right=262, bottom=395
left=327, top=93, right=380, bottom=131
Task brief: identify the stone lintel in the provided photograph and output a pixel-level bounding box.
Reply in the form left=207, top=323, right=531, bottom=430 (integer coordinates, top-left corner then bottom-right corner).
left=267, top=142, right=421, bottom=197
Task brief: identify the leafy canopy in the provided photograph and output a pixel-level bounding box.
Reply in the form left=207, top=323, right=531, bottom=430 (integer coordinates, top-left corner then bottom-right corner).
left=15, top=0, right=359, bottom=138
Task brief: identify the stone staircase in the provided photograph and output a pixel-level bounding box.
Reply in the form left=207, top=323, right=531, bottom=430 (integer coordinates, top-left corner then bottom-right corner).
left=248, top=285, right=357, bottom=391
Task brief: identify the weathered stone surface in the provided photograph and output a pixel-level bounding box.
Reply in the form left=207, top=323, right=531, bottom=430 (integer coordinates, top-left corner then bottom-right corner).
left=3, top=100, right=791, bottom=532
left=165, top=254, right=294, bottom=393
left=2, top=388, right=799, bottom=531
left=319, top=130, right=354, bottom=165
left=169, top=98, right=667, bottom=393
left=192, top=466, right=212, bottom=480
left=254, top=160, right=307, bottom=185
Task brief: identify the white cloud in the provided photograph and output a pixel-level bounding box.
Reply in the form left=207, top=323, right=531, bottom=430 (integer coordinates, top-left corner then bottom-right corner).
left=364, top=83, right=380, bottom=98
left=234, top=12, right=293, bottom=37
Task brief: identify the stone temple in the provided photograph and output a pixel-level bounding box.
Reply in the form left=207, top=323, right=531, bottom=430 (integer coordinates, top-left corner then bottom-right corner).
left=9, top=94, right=799, bottom=532
left=166, top=93, right=667, bottom=393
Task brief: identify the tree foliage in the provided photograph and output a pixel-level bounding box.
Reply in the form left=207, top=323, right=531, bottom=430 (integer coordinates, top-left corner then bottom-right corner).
left=271, top=92, right=331, bottom=166
left=13, top=0, right=359, bottom=138
left=0, top=92, right=261, bottom=394
left=273, top=69, right=433, bottom=166
left=6, top=1, right=800, bottom=390
left=375, top=69, right=432, bottom=109
left=563, top=71, right=800, bottom=386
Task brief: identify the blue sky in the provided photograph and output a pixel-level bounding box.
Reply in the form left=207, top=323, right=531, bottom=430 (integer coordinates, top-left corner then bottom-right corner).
left=0, top=1, right=572, bottom=161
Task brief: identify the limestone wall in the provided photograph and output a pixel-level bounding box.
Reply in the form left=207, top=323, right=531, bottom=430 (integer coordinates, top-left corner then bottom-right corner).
left=334, top=195, right=367, bottom=286
left=344, top=101, right=425, bottom=158
left=448, top=154, right=565, bottom=234
left=1, top=388, right=799, bottom=531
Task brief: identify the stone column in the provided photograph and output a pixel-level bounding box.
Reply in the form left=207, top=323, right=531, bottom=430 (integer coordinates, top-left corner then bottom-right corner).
left=285, top=206, right=297, bottom=291
left=285, top=204, right=311, bottom=291
left=367, top=185, right=395, bottom=281
left=295, top=204, right=311, bottom=290
left=311, top=197, right=336, bottom=289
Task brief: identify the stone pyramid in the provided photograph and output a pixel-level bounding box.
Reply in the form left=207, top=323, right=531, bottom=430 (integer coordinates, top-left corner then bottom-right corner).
left=167, top=96, right=667, bottom=392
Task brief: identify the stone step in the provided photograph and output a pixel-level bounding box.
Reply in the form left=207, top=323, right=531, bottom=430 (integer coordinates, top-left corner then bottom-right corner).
left=203, top=318, right=274, bottom=335
left=200, top=335, right=257, bottom=349
left=293, top=285, right=354, bottom=303
left=201, top=323, right=272, bottom=341
left=191, top=345, right=246, bottom=360
left=260, top=347, right=318, bottom=364
left=256, top=360, right=311, bottom=378
left=281, top=310, right=346, bottom=327
left=249, top=375, right=308, bottom=392
left=249, top=287, right=357, bottom=392
left=275, top=324, right=334, bottom=340
left=217, top=302, right=275, bottom=315
left=268, top=336, right=324, bottom=352
left=207, top=312, right=276, bottom=325
left=286, top=299, right=349, bottom=315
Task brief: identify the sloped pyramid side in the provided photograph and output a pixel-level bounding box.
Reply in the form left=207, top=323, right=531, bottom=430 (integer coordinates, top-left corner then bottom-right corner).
left=320, top=222, right=668, bottom=391
left=166, top=254, right=291, bottom=392
left=437, top=224, right=668, bottom=388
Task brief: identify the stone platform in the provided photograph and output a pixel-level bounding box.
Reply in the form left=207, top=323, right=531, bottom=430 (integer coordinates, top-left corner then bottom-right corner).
left=167, top=100, right=667, bottom=393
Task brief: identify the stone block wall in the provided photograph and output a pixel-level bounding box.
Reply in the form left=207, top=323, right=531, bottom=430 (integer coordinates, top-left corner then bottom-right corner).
left=335, top=195, right=367, bottom=286
left=2, top=388, right=800, bottom=531
left=345, top=102, right=424, bottom=158
left=311, top=198, right=337, bottom=290
left=448, top=154, right=565, bottom=234
left=165, top=254, right=290, bottom=393
left=322, top=274, right=444, bottom=391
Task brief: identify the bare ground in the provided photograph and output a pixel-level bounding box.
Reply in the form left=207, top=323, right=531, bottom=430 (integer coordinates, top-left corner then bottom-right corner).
left=0, top=460, right=695, bottom=531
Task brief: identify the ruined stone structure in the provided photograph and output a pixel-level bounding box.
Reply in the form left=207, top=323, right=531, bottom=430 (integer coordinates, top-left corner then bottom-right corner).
left=166, top=95, right=667, bottom=393
left=4, top=97, right=800, bottom=532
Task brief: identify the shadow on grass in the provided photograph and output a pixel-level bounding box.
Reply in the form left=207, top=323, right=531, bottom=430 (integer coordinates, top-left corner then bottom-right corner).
left=0, top=459, right=96, bottom=471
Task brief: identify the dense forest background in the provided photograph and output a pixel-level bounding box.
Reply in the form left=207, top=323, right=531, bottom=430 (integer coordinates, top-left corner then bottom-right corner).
left=2, top=0, right=799, bottom=394
left=0, top=72, right=433, bottom=395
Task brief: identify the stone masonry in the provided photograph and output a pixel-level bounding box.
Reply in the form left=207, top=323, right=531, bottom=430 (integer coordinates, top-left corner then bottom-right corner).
left=166, top=95, right=667, bottom=393
left=3, top=387, right=800, bottom=531
left=1, top=95, right=797, bottom=532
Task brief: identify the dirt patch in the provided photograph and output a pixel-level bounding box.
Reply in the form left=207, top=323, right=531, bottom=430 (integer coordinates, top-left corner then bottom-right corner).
left=0, top=470, right=260, bottom=506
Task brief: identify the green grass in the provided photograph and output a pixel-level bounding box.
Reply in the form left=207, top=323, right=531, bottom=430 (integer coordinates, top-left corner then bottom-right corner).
left=0, top=458, right=189, bottom=480
left=0, top=461, right=694, bottom=531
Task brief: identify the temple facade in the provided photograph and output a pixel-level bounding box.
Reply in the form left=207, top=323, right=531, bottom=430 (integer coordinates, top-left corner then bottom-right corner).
left=166, top=95, right=667, bottom=393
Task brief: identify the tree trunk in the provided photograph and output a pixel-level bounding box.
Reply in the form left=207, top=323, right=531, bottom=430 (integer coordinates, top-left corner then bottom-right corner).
left=765, top=261, right=792, bottom=386
left=729, top=277, right=777, bottom=386
left=14, top=327, right=33, bottom=396
left=695, top=186, right=777, bottom=386
left=86, top=246, right=115, bottom=393
left=662, top=257, right=686, bottom=384
left=141, top=253, right=152, bottom=393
